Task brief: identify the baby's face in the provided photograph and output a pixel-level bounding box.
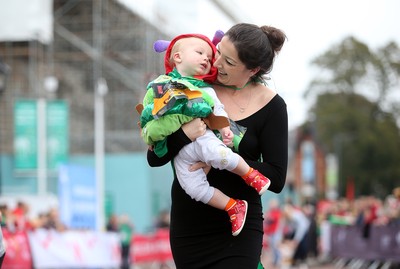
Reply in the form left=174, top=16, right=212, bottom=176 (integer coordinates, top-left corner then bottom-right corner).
left=175, top=37, right=213, bottom=77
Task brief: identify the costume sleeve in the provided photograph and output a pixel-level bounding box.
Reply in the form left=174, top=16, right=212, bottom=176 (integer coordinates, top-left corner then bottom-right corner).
left=202, top=87, right=228, bottom=118
left=147, top=127, right=192, bottom=167
left=143, top=87, right=154, bottom=106
left=245, top=96, right=288, bottom=193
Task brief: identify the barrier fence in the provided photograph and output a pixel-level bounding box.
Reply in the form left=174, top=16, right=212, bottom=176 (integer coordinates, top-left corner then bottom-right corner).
left=2, top=228, right=173, bottom=269
left=330, top=225, right=400, bottom=263
left=130, top=228, right=173, bottom=264
left=2, top=225, right=399, bottom=268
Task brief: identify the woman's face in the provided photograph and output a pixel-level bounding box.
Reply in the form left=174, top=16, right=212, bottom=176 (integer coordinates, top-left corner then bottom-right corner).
left=214, top=36, right=254, bottom=88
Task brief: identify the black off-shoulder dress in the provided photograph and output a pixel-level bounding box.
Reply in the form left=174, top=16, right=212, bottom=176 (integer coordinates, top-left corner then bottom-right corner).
left=147, top=94, right=288, bottom=269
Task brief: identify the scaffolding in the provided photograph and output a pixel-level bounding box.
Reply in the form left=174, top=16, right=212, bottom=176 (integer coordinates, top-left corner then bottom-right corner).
left=0, top=0, right=168, bottom=155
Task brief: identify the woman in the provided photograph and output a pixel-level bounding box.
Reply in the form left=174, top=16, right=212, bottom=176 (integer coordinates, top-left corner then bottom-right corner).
left=148, top=23, right=288, bottom=269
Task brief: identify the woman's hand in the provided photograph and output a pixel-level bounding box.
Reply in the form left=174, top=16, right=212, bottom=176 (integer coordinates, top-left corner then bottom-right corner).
left=182, top=118, right=207, bottom=141
left=189, top=161, right=211, bottom=174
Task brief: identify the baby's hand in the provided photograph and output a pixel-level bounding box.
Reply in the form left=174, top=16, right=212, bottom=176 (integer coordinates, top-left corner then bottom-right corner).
left=220, top=127, right=234, bottom=146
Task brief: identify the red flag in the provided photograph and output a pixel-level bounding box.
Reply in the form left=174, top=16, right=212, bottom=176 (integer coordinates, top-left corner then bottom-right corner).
left=346, top=177, right=355, bottom=201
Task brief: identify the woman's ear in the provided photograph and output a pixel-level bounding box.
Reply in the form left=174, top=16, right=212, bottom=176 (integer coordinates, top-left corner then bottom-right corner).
left=250, top=67, right=261, bottom=76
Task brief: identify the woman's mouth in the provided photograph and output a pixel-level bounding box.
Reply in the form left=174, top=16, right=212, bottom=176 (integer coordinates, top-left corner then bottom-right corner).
left=218, top=70, right=227, bottom=75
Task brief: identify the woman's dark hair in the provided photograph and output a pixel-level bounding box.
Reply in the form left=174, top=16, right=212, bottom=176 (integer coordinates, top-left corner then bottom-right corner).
left=225, top=23, right=287, bottom=78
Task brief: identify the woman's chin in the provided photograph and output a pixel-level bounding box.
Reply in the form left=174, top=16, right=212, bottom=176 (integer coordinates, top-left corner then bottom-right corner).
left=216, top=74, right=227, bottom=83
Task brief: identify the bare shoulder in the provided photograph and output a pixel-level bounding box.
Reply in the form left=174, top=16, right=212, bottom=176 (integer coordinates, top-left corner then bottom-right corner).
left=213, top=83, right=277, bottom=120
left=253, top=83, right=277, bottom=107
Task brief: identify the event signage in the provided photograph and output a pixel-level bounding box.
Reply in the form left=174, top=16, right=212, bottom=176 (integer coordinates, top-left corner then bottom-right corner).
left=14, top=99, right=69, bottom=171
left=46, top=100, right=69, bottom=170
left=58, top=164, right=97, bottom=229
left=14, top=100, right=38, bottom=170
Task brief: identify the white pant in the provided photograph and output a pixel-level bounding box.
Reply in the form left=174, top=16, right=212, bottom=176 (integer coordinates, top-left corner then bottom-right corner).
left=174, top=129, right=240, bottom=204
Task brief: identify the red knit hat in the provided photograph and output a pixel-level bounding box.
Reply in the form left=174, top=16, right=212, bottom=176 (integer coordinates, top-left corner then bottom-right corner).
left=153, top=31, right=224, bottom=84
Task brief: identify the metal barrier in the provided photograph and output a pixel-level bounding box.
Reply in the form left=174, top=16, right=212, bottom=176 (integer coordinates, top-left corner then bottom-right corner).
left=330, top=225, right=400, bottom=268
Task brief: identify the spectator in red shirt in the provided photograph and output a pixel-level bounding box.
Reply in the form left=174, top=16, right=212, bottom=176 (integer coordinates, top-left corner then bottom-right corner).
left=263, top=199, right=283, bottom=267
left=0, top=211, right=5, bottom=268
left=11, top=201, right=33, bottom=231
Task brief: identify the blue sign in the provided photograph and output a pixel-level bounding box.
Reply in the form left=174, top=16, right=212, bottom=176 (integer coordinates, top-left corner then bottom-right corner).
left=301, top=141, right=315, bottom=183
left=58, top=164, right=97, bottom=230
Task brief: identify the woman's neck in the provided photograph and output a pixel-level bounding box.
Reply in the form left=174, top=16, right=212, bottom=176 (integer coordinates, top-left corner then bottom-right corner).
left=213, top=76, right=265, bottom=91
left=213, top=81, right=252, bottom=91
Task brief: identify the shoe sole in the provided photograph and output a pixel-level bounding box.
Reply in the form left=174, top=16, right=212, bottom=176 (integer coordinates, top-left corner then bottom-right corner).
left=232, top=200, right=248, bottom=236
left=258, top=180, right=271, bottom=195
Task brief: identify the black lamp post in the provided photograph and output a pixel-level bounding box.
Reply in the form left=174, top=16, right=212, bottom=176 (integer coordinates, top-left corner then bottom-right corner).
left=0, top=61, right=10, bottom=195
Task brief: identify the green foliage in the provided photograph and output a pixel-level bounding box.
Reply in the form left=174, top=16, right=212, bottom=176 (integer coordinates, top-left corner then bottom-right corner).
left=305, top=37, right=400, bottom=198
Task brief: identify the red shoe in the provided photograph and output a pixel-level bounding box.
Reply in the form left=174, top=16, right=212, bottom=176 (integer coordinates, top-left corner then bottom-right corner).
left=227, top=199, right=248, bottom=236
left=243, top=168, right=271, bottom=195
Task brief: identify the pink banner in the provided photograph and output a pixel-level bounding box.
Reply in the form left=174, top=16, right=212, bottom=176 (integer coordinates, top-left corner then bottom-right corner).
left=131, top=228, right=173, bottom=263
left=2, top=228, right=173, bottom=268
left=2, top=229, right=33, bottom=269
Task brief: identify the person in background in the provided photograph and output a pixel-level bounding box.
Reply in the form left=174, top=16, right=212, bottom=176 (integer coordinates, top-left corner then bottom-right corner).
left=12, top=201, right=33, bottom=231
left=282, top=203, right=310, bottom=267
left=42, top=208, right=66, bottom=231
left=263, top=199, right=283, bottom=268
left=147, top=23, right=288, bottom=268
left=106, top=214, right=119, bottom=233
left=303, top=203, right=318, bottom=260
left=119, top=214, right=134, bottom=269
left=0, top=212, right=5, bottom=268
left=106, top=214, right=134, bottom=269
left=156, top=210, right=171, bottom=229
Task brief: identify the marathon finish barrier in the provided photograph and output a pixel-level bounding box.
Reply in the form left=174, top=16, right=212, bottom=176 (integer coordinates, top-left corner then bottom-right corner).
left=2, top=229, right=32, bottom=269
left=131, top=228, right=173, bottom=264
left=2, top=229, right=121, bottom=268
left=330, top=225, right=400, bottom=262
left=2, top=228, right=173, bottom=268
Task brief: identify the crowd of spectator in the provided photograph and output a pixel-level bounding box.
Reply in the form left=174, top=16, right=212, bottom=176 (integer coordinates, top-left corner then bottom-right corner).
left=261, top=187, right=400, bottom=268
left=2, top=188, right=399, bottom=269
left=0, top=201, right=66, bottom=232
left=317, top=187, right=400, bottom=228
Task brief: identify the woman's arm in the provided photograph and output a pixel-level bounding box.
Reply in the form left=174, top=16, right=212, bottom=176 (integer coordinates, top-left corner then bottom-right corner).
left=247, top=98, right=288, bottom=193
left=147, top=118, right=207, bottom=167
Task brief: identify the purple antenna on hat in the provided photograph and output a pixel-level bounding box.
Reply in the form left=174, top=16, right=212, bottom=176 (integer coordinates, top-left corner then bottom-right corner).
left=212, top=30, right=224, bottom=46
left=153, top=40, right=170, bottom=53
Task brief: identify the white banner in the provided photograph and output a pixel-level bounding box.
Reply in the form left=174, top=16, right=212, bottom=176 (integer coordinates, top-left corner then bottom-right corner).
left=28, top=229, right=121, bottom=268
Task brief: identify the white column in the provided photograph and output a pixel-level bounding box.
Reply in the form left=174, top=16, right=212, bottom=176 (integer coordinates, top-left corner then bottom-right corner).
left=37, top=98, right=47, bottom=195
left=95, top=77, right=107, bottom=231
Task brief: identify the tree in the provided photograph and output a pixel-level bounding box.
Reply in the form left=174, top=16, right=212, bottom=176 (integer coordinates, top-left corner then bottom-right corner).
left=304, top=37, right=400, bottom=198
